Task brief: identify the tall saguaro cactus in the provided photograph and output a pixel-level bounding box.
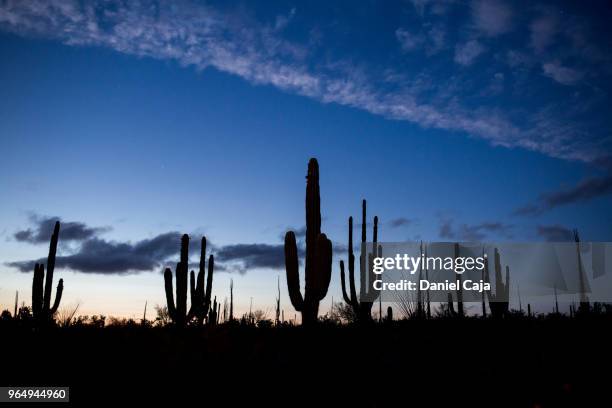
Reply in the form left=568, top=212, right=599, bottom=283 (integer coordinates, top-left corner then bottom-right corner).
left=164, top=234, right=214, bottom=327
left=32, top=221, right=64, bottom=325
left=284, top=158, right=333, bottom=326
left=339, top=199, right=381, bottom=323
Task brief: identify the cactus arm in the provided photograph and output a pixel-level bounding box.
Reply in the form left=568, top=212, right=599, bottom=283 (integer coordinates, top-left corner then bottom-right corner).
left=494, top=248, right=503, bottom=302
left=348, top=252, right=358, bottom=306
left=164, top=268, right=177, bottom=321
left=32, top=263, right=44, bottom=317
left=366, top=217, right=379, bottom=298
left=359, top=200, right=367, bottom=298
left=43, top=221, right=60, bottom=312
left=284, top=231, right=304, bottom=311
left=361, top=200, right=367, bottom=242
left=345, top=216, right=359, bottom=310
left=483, top=253, right=495, bottom=303
left=188, top=270, right=197, bottom=318
left=50, top=279, right=63, bottom=314
left=199, top=237, right=206, bottom=274
left=340, top=261, right=352, bottom=305
left=205, top=254, right=214, bottom=310
left=198, top=237, right=206, bottom=298
left=505, top=266, right=511, bottom=301
left=190, top=270, right=196, bottom=303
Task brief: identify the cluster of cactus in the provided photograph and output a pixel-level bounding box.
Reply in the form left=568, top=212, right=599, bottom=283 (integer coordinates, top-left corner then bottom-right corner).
left=483, top=248, right=510, bottom=318
left=284, top=158, right=333, bottom=325
left=31, top=221, right=64, bottom=325
left=208, top=296, right=220, bottom=325
left=164, top=234, right=214, bottom=327
left=339, top=199, right=381, bottom=323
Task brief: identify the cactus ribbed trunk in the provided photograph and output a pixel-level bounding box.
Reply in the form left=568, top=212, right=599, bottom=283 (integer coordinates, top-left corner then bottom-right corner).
left=284, top=158, right=332, bottom=326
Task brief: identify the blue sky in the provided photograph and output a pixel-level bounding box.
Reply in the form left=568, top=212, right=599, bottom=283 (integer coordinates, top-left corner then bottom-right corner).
left=0, top=0, right=611, bottom=318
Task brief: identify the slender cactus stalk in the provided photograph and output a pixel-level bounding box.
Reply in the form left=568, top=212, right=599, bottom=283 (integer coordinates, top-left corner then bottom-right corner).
left=454, top=243, right=464, bottom=317
left=229, top=279, right=234, bottom=322
left=14, top=291, right=18, bottom=320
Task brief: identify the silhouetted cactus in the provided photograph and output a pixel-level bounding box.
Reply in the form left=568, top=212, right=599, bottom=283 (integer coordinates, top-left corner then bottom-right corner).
left=208, top=296, right=218, bottom=326
left=574, top=229, right=590, bottom=314
left=284, top=158, right=333, bottom=325
left=339, top=199, right=381, bottom=323
left=447, top=293, right=456, bottom=317
left=454, top=243, right=464, bottom=317
left=164, top=234, right=190, bottom=327
left=190, top=237, right=214, bottom=325
left=275, top=276, right=281, bottom=326
left=31, top=221, right=64, bottom=325
left=229, top=278, right=234, bottom=322
left=386, top=306, right=393, bottom=322
left=481, top=253, right=487, bottom=318
left=483, top=248, right=510, bottom=318
left=164, top=234, right=214, bottom=327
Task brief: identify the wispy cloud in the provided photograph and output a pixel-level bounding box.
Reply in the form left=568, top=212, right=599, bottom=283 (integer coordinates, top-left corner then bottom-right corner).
left=471, top=0, right=514, bottom=37
left=0, top=0, right=608, bottom=166
left=514, top=174, right=612, bottom=215
left=529, top=10, right=558, bottom=53
left=389, top=217, right=414, bottom=228
left=542, top=61, right=583, bottom=86
left=439, top=219, right=513, bottom=241
left=454, top=40, right=486, bottom=66
left=14, top=214, right=110, bottom=244
left=8, top=231, right=183, bottom=274
left=217, top=243, right=293, bottom=271
left=410, top=0, right=456, bottom=17
left=396, top=28, right=423, bottom=52
left=7, top=214, right=299, bottom=274
left=396, top=24, right=446, bottom=55
left=536, top=225, right=573, bottom=241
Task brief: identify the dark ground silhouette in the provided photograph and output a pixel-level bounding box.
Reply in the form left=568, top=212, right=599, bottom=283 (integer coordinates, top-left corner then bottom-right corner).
left=1, top=317, right=611, bottom=407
